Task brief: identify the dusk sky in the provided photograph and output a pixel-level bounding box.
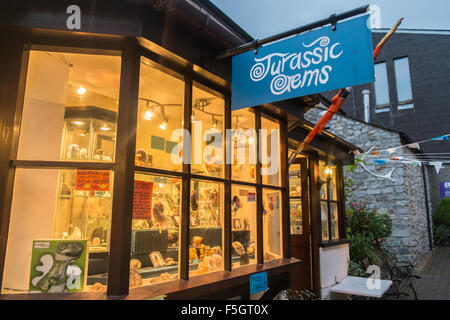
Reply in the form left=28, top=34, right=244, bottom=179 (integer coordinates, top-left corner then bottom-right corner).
left=211, top=0, right=450, bottom=38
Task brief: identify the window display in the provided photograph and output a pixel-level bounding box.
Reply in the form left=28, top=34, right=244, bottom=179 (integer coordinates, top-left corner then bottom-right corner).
left=263, top=189, right=282, bottom=261
left=129, top=173, right=181, bottom=287
left=289, top=159, right=303, bottom=235
left=231, top=109, right=257, bottom=183
left=2, top=49, right=121, bottom=294
left=2, top=169, right=113, bottom=294
left=17, top=51, right=120, bottom=161
left=319, top=160, right=339, bottom=241
left=136, top=57, right=184, bottom=171
left=189, top=180, right=224, bottom=276
left=191, top=84, right=224, bottom=178
left=261, top=117, right=281, bottom=187
left=231, top=185, right=257, bottom=268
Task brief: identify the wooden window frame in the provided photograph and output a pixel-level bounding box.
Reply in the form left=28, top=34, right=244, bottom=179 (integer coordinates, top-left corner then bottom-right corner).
left=316, top=158, right=348, bottom=246
left=0, top=30, right=290, bottom=298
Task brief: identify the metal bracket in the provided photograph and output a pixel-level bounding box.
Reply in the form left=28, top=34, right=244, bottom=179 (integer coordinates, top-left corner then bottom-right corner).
left=329, top=14, right=338, bottom=31
left=252, top=39, right=259, bottom=55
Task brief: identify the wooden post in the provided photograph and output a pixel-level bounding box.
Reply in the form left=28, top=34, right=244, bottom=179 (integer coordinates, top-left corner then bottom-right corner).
left=179, top=78, right=192, bottom=280
left=280, top=119, right=290, bottom=258
left=0, top=34, right=28, bottom=291
left=224, top=95, right=232, bottom=271
left=107, top=38, right=140, bottom=296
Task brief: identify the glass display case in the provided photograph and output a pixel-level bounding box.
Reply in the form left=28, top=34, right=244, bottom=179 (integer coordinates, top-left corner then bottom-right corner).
left=54, top=106, right=118, bottom=287
left=61, top=106, right=117, bottom=162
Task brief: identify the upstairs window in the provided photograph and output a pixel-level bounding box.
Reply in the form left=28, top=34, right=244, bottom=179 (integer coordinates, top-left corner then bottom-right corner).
left=373, top=62, right=390, bottom=113
left=394, top=57, right=414, bottom=110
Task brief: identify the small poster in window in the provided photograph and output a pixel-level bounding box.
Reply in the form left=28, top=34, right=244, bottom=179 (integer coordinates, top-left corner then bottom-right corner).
left=247, top=192, right=256, bottom=202
left=29, top=240, right=88, bottom=293
left=133, top=181, right=153, bottom=220
left=75, top=170, right=110, bottom=191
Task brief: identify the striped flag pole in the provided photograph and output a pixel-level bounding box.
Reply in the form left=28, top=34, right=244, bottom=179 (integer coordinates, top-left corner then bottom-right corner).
left=288, top=18, right=404, bottom=167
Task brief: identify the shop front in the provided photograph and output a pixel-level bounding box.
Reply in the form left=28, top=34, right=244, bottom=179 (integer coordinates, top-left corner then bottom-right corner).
left=0, top=1, right=359, bottom=300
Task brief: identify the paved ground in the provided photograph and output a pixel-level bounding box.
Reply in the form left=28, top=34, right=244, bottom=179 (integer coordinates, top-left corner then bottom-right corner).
left=406, top=246, right=450, bottom=300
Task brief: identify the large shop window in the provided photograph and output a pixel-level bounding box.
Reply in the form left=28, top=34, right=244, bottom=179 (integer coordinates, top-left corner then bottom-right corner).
left=190, top=180, right=224, bottom=276
left=262, top=189, right=282, bottom=261
left=136, top=57, right=184, bottom=171
left=231, top=109, right=257, bottom=183
left=261, top=116, right=281, bottom=187
left=2, top=50, right=121, bottom=294
left=2, top=48, right=288, bottom=296
left=319, top=160, right=340, bottom=241
left=129, top=173, right=181, bottom=288
left=231, top=185, right=257, bottom=268
left=17, top=51, right=120, bottom=161
left=191, top=84, right=225, bottom=178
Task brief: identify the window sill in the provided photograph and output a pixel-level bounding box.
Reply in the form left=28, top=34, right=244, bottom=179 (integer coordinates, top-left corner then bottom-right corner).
left=0, top=258, right=301, bottom=300
left=319, top=239, right=350, bottom=248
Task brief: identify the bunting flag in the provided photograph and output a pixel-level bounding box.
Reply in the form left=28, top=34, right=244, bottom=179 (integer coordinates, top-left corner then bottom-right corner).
left=407, top=143, right=420, bottom=150
left=370, top=133, right=450, bottom=155
left=431, top=135, right=450, bottom=141
left=430, top=162, right=443, bottom=174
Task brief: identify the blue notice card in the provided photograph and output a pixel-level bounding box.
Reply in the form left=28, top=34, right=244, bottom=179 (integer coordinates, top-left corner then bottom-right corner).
left=249, top=272, right=268, bottom=295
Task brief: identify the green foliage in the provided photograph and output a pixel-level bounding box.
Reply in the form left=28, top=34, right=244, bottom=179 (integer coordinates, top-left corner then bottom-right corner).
left=285, top=289, right=320, bottom=300
left=435, top=198, right=450, bottom=226
left=346, top=203, right=392, bottom=271
left=344, top=158, right=365, bottom=198
left=348, top=260, right=366, bottom=277
left=432, top=198, right=450, bottom=247
left=433, top=223, right=450, bottom=247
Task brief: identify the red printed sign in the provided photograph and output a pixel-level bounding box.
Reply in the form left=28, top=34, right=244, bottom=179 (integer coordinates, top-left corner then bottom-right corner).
left=75, top=170, right=110, bottom=191
left=133, top=181, right=153, bottom=220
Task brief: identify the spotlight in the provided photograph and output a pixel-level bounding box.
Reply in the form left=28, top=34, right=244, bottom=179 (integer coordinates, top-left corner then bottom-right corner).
left=77, top=86, right=86, bottom=95
left=159, top=118, right=168, bottom=130
left=144, top=110, right=153, bottom=120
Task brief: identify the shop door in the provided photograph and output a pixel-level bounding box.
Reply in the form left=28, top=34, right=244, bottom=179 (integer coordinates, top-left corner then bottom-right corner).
left=289, top=156, right=312, bottom=290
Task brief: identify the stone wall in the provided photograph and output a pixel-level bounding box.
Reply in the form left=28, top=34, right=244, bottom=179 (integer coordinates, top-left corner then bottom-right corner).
left=305, top=108, right=432, bottom=266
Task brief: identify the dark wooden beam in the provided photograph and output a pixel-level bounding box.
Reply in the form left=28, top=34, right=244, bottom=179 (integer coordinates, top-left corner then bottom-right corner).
left=179, top=78, right=192, bottom=280
left=279, top=119, right=290, bottom=258
left=107, top=38, right=140, bottom=296
left=255, top=110, right=263, bottom=264
left=337, top=164, right=347, bottom=240
left=308, top=156, right=321, bottom=296
left=0, top=35, right=28, bottom=291
left=224, top=95, right=232, bottom=271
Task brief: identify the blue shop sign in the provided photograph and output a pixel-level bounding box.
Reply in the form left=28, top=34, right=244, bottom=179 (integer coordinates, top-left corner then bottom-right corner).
left=232, top=14, right=374, bottom=109
left=440, top=182, right=450, bottom=198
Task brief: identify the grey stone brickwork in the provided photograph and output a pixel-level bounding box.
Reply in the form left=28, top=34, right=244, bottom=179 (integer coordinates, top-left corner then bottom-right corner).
left=305, top=108, right=432, bottom=266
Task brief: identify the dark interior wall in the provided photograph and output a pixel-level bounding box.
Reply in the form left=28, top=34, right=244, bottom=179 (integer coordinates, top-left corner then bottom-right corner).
left=322, top=32, right=450, bottom=154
